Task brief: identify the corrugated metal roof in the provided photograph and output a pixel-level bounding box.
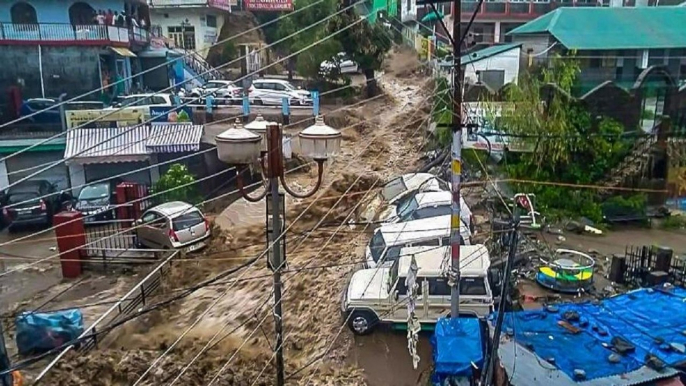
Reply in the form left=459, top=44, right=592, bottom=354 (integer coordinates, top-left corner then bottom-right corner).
left=461, top=43, right=521, bottom=66
left=498, top=340, right=680, bottom=386
left=507, top=7, right=686, bottom=50
left=64, top=126, right=151, bottom=164
left=146, top=123, right=203, bottom=153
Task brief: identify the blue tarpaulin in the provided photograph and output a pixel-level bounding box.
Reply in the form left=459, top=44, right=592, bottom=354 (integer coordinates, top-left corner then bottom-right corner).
left=15, top=309, right=84, bottom=355
left=501, top=286, right=686, bottom=382
left=432, top=317, right=483, bottom=383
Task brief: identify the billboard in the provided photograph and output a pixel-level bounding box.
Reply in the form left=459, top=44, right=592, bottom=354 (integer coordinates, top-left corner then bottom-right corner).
left=65, top=110, right=143, bottom=129
left=150, top=106, right=193, bottom=123
left=208, top=0, right=235, bottom=11
left=244, top=0, right=293, bottom=11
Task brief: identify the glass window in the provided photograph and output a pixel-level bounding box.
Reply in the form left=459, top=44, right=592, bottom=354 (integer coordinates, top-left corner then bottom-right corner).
left=78, top=183, right=110, bottom=200
left=7, top=192, right=39, bottom=205
left=410, top=205, right=452, bottom=221
left=369, top=231, right=386, bottom=263
left=142, top=211, right=164, bottom=228
left=172, top=211, right=204, bottom=231
left=381, top=177, right=407, bottom=201
left=273, top=83, right=287, bottom=91
left=428, top=277, right=451, bottom=296
left=413, top=238, right=440, bottom=247
left=460, top=277, right=487, bottom=296
left=150, top=96, right=167, bottom=105
left=206, top=14, right=217, bottom=28
left=396, top=196, right=419, bottom=220
left=385, top=246, right=402, bottom=263
left=397, top=277, right=423, bottom=295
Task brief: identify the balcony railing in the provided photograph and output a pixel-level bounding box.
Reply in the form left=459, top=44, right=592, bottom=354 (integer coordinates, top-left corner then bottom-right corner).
left=0, top=23, right=150, bottom=46
left=459, top=0, right=604, bottom=20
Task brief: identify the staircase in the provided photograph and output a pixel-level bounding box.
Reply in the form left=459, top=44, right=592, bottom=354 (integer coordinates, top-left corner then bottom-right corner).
left=601, top=133, right=658, bottom=189
left=182, top=49, right=226, bottom=83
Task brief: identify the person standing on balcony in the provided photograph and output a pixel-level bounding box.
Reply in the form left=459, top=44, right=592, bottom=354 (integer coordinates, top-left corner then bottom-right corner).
left=105, top=10, right=114, bottom=26
left=96, top=10, right=105, bottom=25
left=125, top=12, right=132, bottom=28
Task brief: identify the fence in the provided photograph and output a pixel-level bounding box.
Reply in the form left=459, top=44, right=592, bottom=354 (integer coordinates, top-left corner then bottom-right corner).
left=34, top=250, right=178, bottom=382
left=620, top=245, right=678, bottom=287
left=0, top=23, right=140, bottom=44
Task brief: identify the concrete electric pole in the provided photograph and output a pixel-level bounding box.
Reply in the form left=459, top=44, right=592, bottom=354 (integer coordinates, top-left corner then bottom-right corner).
left=449, top=0, right=462, bottom=320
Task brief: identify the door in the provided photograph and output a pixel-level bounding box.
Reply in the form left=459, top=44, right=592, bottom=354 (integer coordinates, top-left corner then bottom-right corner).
left=271, top=83, right=290, bottom=105
left=392, top=276, right=425, bottom=322
left=6, top=151, right=70, bottom=192
left=137, top=210, right=167, bottom=248
left=460, top=276, right=492, bottom=317
left=426, top=277, right=451, bottom=321
left=168, top=26, right=196, bottom=50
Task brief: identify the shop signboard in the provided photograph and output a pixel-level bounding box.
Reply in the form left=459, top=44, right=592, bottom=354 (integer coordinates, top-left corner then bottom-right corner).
left=244, top=0, right=293, bottom=11
left=150, top=106, right=193, bottom=123
left=65, top=110, right=143, bottom=129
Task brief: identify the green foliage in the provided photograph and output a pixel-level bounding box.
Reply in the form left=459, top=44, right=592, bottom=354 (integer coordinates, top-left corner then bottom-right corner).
left=154, top=164, right=201, bottom=205
left=601, top=194, right=647, bottom=215
left=499, top=54, right=633, bottom=222
left=661, top=215, right=686, bottom=230
left=433, top=77, right=452, bottom=147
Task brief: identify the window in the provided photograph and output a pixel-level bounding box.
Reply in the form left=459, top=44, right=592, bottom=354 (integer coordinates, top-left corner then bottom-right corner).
left=206, top=14, right=217, bottom=28
left=68, top=2, right=95, bottom=25
left=413, top=238, right=440, bottom=247
left=428, top=277, right=451, bottom=296
left=397, top=197, right=420, bottom=220
left=381, top=177, right=408, bottom=201
left=385, top=246, right=402, bottom=263
left=273, top=83, right=287, bottom=91
left=441, top=236, right=466, bottom=245
left=150, top=96, right=167, bottom=105
left=369, top=231, right=386, bottom=263
left=10, top=2, right=37, bottom=24
left=460, top=277, right=487, bottom=296
left=142, top=212, right=165, bottom=228
left=253, top=82, right=271, bottom=90
left=397, top=277, right=424, bottom=295
left=173, top=211, right=204, bottom=231
left=411, top=206, right=452, bottom=220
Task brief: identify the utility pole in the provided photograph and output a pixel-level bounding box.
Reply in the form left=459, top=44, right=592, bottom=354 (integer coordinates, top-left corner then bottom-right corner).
left=483, top=222, right=519, bottom=386
left=449, top=0, right=462, bottom=319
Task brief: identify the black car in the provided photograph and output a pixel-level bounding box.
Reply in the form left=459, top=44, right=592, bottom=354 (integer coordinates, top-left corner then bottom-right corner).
left=74, top=179, right=122, bottom=224
left=2, top=180, right=63, bottom=232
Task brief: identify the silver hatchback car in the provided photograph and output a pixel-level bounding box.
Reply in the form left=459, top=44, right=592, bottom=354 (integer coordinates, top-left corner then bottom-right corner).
left=135, top=201, right=210, bottom=252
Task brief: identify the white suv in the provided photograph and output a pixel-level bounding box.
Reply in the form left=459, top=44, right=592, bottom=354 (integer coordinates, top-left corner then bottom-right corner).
left=190, top=80, right=242, bottom=104
left=341, top=245, right=493, bottom=335
left=248, top=78, right=312, bottom=106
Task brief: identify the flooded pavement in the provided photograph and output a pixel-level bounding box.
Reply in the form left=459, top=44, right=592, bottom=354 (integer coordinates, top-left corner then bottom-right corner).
left=0, top=227, right=62, bottom=313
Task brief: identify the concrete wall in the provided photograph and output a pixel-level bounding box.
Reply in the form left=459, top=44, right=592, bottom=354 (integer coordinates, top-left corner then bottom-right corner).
left=463, top=46, right=521, bottom=87
left=0, top=45, right=100, bottom=103
left=1, top=0, right=129, bottom=23
left=149, top=7, right=225, bottom=58
left=511, top=34, right=551, bottom=68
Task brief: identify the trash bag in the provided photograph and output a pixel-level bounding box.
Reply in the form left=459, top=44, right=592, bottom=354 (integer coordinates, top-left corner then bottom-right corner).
left=15, top=309, right=84, bottom=356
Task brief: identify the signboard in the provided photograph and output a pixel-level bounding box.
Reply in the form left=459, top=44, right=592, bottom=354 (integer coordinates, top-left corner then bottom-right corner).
left=208, top=0, right=233, bottom=10
left=150, top=106, right=193, bottom=123
left=203, top=30, right=217, bottom=44
left=244, top=0, right=293, bottom=11
left=65, top=110, right=143, bottom=129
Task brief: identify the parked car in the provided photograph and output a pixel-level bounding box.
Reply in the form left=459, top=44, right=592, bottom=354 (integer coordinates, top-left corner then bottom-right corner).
left=320, top=52, right=359, bottom=75
left=365, top=215, right=471, bottom=268
left=19, top=98, right=104, bottom=125
left=2, top=180, right=63, bottom=232
left=360, top=173, right=447, bottom=222
left=190, top=80, right=242, bottom=104
left=135, top=201, right=210, bottom=252
left=341, top=244, right=493, bottom=335
left=106, top=93, right=175, bottom=119
left=248, top=79, right=312, bottom=106
left=74, top=179, right=123, bottom=223
left=377, top=191, right=475, bottom=234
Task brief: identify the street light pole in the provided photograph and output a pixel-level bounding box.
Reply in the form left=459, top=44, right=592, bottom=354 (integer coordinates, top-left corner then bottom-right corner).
left=450, top=0, right=462, bottom=319
left=217, top=118, right=341, bottom=386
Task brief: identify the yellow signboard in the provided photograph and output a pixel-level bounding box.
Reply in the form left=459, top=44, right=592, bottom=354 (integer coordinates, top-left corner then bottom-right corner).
left=65, top=109, right=144, bottom=129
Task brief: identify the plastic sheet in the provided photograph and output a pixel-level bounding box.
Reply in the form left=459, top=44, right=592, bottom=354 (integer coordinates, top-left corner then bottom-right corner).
left=15, top=309, right=84, bottom=356
left=432, top=317, right=483, bottom=383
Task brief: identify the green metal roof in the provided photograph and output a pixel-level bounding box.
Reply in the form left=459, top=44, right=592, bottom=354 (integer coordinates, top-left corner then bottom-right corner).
left=461, top=43, right=521, bottom=65
left=507, top=7, right=686, bottom=50
left=0, top=137, right=66, bottom=154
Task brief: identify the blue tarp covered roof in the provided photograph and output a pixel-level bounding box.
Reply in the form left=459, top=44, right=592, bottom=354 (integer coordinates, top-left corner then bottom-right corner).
left=432, top=317, right=483, bottom=382
left=500, top=286, right=686, bottom=382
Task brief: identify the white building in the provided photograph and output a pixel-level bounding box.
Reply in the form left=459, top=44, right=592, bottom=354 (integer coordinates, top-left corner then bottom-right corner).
left=148, top=0, right=233, bottom=58
left=456, top=43, right=521, bottom=90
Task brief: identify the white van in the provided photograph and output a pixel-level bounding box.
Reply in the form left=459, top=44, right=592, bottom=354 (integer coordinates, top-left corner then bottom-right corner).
left=366, top=215, right=471, bottom=268
left=342, top=245, right=493, bottom=335
left=377, top=191, right=474, bottom=233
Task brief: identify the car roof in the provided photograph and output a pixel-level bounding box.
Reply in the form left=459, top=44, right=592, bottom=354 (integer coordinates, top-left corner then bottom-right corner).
left=150, top=201, right=198, bottom=217
left=124, top=93, right=171, bottom=98
left=397, top=245, right=490, bottom=277
left=375, top=215, right=468, bottom=244
left=253, top=78, right=290, bottom=84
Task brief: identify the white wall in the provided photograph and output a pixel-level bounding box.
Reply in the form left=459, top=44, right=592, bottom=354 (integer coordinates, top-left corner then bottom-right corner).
left=149, top=8, right=226, bottom=58
left=463, top=47, right=521, bottom=86
left=400, top=0, right=417, bottom=22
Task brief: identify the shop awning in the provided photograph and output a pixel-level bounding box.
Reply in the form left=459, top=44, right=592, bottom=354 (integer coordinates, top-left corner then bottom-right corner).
left=65, top=126, right=151, bottom=165
left=109, top=47, right=137, bottom=57
left=146, top=123, right=204, bottom=153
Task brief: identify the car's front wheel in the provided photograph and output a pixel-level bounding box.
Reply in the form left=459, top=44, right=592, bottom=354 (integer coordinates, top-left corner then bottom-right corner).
left=347, top=310, right=378, bottom=335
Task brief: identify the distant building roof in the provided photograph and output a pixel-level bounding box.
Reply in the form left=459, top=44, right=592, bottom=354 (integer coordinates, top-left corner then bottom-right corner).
left=507, top=7, right=686, bottom=50
left=461, top=43, right=521, bottom=66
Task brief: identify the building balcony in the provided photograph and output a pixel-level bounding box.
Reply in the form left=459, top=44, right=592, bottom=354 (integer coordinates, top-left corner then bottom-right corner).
left=460, top=0, right=606, bottom=21
left=149, top=0, right=232, bottom=10
left=0, top=23, right=150, bottom=47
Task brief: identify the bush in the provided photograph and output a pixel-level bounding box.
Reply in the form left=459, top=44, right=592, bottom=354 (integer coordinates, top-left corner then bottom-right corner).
left=153, top=164, right=201, bottom=205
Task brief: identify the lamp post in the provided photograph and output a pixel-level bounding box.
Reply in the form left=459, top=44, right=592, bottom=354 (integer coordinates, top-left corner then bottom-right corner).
left=215, top=116, right=341, bottom=386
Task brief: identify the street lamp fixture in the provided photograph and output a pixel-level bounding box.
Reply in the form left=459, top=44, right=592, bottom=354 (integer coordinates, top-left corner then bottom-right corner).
left=214, top=115, right=341, bottom=386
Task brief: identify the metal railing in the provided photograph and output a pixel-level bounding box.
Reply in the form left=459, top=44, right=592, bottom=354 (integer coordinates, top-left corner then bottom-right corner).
left=183, top=49, right=225, bottom=82
left=83, top=219, right=137, bottom=258
left=34, top=250, right=178, bottom=381
left=0, top=23, right=150, bottom=44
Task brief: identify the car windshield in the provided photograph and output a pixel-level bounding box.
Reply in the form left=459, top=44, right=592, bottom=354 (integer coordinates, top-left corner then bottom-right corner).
left=283, top=83, right=296, bottom=91
left=7, top=192, right=39, bottom=205
left=79, top=183, right=109, bottom=200
left=388, top=259, right=399, bottom=292
left=369, top=230, right=386, bottom=263
left=172, top=211, right=204, bottom=231
left=381, top=177, right=408, bottom=202
left=396, top=196, right=419, bottom=220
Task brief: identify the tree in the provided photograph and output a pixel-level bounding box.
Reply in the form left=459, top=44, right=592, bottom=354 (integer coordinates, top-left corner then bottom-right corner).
left=274, top=0, right=342, bottom=80
left=331, top=9, right=392, bottom=97
left=154, top=164, right=201, bottom=204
